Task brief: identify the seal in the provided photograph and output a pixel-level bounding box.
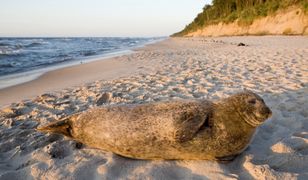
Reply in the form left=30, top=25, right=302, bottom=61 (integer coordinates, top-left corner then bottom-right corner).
left=38, top=90, right=272, bottom=160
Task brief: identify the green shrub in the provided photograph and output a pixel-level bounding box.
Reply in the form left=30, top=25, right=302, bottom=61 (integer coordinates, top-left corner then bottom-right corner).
left=224, top=12, right=238, bottom=23
left=256, top=4, right=268, bottom=17
left=238, top=8, right=256, bottom=26
left=301, top=1, right=308, bottom=13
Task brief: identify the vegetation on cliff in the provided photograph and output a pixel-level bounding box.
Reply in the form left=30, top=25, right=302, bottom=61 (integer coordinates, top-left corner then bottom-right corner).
left=173, top=0, right=308, bottom=37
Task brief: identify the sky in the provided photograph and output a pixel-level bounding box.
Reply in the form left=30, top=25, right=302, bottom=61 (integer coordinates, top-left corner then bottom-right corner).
left=0, top=0, right=212, bottom=37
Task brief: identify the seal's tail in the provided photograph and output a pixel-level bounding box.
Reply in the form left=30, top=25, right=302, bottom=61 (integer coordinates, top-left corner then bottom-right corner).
left=37, top=118, right=72, bottom=137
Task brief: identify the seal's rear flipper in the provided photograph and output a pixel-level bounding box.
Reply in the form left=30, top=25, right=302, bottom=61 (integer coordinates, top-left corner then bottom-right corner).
left=37, top=118, right=72, bottom=137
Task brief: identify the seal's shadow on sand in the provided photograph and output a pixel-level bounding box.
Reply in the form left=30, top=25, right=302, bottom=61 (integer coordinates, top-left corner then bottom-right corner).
left=105, top=154, right=209, bottom=180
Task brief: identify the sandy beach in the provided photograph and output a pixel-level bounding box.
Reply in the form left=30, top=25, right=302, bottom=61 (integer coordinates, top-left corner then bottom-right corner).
left=0, top=36, right=307, bottom=179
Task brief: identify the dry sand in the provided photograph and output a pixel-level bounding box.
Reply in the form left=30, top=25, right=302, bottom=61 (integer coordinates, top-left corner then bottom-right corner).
left=0, top=36, right=308, bottom=179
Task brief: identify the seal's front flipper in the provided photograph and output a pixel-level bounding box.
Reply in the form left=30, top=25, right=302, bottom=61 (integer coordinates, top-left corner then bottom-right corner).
left=37, top=118, right=72, bottom=137
left=174, top=111, right=212, bottom=143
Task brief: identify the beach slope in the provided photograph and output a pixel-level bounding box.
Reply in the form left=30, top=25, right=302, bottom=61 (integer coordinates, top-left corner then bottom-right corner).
left=0, top=36, right=307, bottom=179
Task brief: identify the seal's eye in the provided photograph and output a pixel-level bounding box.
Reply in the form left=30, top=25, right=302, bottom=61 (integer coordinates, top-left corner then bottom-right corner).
left=248, top=98, right=257, bottom=105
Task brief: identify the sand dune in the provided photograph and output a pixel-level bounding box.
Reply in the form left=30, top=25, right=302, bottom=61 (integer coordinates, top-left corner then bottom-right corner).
left=186, top=7, right=308, bottom=37
left=0, top=36, right=307, bottom=179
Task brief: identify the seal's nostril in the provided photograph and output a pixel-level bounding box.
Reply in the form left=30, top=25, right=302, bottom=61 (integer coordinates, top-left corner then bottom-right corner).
left=263, top=107, right=272, bottom=117
left=259, top=107, right=271, bottom=118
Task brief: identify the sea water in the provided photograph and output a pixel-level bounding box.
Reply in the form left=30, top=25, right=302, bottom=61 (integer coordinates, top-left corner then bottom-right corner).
left=0, top=37, right=162, bottom=89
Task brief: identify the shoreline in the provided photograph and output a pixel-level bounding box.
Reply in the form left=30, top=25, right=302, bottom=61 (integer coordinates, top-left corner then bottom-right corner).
left=0, top=53, right=138, bottom=108
left=0, top=49, right=133, bottom=90
left=0, top=37, right=166, bottom=90
left=0, top=38, right=166, bottom=107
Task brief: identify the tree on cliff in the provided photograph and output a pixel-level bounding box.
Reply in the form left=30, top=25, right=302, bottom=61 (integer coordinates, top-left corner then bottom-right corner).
left=172, top=0, right=307, bottom=36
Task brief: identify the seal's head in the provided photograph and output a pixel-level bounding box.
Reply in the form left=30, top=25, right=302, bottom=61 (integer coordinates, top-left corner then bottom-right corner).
left=231, top=90, right=272, bottom=127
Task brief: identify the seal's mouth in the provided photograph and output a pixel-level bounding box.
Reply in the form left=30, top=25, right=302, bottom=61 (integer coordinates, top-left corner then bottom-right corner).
left=244, top=107, right=272, bottom=127
left=243, top=114, right=263, bottom=127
